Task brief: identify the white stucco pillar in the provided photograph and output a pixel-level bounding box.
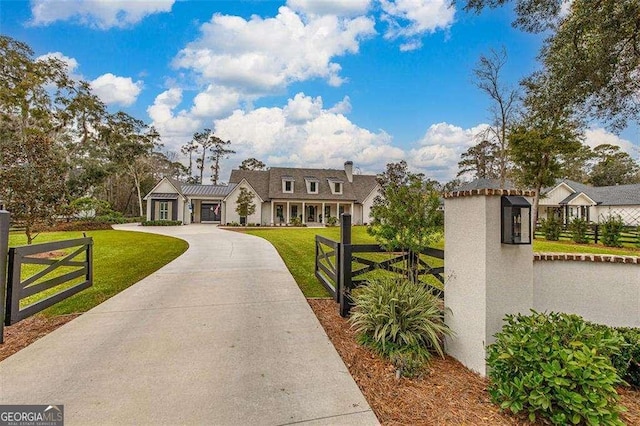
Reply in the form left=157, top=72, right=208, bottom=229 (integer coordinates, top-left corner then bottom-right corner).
left=444, top=188, right=534, bottom=376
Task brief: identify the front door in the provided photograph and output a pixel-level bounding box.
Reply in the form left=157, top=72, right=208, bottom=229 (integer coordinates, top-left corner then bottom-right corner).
left=201, top=203, right=221, bottom=222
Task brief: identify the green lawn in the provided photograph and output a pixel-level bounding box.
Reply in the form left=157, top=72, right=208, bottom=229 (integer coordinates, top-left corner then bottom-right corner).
left=241, top=227, right=639, bottom=298
left=8, top=229, right=188, bottom=316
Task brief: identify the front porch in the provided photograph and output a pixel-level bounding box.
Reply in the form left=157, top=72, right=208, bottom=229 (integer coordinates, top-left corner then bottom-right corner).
left=270, top=200, right=354, bottom=226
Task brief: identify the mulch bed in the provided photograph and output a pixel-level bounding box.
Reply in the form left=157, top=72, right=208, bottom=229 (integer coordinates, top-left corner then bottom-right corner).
left=308, top=298, right=640, bottom=425
left=0, top=314, right=79, bottom=362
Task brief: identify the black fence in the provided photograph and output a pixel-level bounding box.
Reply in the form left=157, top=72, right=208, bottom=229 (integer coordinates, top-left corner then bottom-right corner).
left=315, top=214, right=444, bottom=317
left=5, top=236, right=93, bottom=326
left=534, top=224, right=639, bottom=245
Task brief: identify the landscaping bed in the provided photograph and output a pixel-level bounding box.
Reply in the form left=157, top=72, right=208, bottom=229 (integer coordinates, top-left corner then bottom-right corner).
left=308, top=298, right=640, bottom=425
left=0, top=314, right=78, bottom=361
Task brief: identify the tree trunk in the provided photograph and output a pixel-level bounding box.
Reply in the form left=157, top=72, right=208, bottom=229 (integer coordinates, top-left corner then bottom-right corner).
left=199, top=150, right=206, bottom=183
left=532, top=184, right=541, bottom=233
left=131, top=167, right=144, bottom=217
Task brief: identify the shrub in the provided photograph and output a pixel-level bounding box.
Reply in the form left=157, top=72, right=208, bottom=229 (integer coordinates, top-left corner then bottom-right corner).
left=34, top=220, right=113, bottom=232
left=326, top=216, right=338, bottom=227
left=588, top=323, right=640, bottom=389
left=487, top=311, right=625, bottom=425
left=141, top=220, right=182, bottom=226
left=601, top=215, right=625, bottom=247
left=289, top=216, right=302, bottom=227
left=540, top=217, right=562, bottom=241
left=568, top=217, right=589, bottom=244
left=349, top=277, right=452, bottom=377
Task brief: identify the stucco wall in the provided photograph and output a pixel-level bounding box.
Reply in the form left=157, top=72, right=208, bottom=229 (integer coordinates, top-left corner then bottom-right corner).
left=533, top=254, right=640, bottom=328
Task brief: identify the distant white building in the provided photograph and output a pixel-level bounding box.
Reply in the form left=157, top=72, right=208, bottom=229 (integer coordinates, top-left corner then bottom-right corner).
left=144, top=161, right=380, bottom=226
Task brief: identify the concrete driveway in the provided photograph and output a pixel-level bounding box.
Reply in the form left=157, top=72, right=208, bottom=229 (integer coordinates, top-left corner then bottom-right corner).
left=0, top=224, right=378, bottom=425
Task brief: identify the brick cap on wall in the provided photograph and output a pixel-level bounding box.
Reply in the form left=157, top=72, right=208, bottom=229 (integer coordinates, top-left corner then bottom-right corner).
left=534, top=252, right=640, bottom=264
left=443, top=188, right=536, bottom=199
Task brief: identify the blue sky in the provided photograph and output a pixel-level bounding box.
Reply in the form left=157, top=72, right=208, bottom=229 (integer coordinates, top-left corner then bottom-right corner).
left=2, top=0, right=638, bottom=182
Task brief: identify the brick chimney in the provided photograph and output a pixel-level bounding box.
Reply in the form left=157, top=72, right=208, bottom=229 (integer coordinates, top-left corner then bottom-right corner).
left=344, top=161, right=353, bottom=183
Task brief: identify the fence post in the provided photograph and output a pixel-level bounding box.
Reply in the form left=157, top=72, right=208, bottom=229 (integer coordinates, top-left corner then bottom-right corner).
left=0, top=211, right=9, bottom=343
left=339, top=213, right=352, bottom=317
left=594, top=224, right=599, bottom=244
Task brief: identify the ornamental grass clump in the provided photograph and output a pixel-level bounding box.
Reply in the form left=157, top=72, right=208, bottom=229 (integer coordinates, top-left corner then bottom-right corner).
left=349, top=277, right=452, bottom=377
left=487, top=311, right=626, bottom=425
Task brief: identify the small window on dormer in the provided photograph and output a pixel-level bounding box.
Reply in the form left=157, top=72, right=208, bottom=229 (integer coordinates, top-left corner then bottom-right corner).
left=283, top=177, right=294, bottom=193
left=328, top=178, right=343, bottom=195
left=305, top=177, right=319, bottom=194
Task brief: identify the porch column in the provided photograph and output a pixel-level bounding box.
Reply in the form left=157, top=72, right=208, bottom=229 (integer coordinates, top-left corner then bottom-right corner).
left=351, top=202, right=354, bottom=218
left=322, top=202, right=326, bottom=224
left=302, top=201, right=306, bottom=225
left=286, top=201, right=290, bottom=224
left=337, top=202, right=340, bottom=218
left=270, top=201, right=274, bottom=225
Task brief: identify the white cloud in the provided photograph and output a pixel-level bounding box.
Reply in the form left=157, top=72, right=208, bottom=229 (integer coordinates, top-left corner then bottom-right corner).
left=147, top=88, right=203, bottom=148
left=584, top=127, right=635, bottom=155
left=328, top=96, right=352, bottom=114
left=36, top=51, right=79, bottom=74
left=380, top=0, right=455, bottom=51
left=90, top=73, right=143, bottom=106
left=211, top=93, right=402, bottom=178
left=173, top=6, right=376, bottom=94
left=191, top=85, right=242, bottom=119
left=408, top=121, right=490, bottom=181
left=287, top=0, right=372, bottom=16
left=29, top=0, right=175, bottom=29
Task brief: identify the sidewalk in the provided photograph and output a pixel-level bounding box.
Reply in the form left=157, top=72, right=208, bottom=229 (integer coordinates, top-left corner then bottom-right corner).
left=0, top=224, right=378, bottom=425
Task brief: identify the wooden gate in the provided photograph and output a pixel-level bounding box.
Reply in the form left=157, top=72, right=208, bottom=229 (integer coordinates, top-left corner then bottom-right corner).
left=5, top=237, right=93, bottom=325
left=314, top=214, right=444, bottom=317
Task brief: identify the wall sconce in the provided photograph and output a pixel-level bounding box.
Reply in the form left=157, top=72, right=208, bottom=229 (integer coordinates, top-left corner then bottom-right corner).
left=501, top=196, right=531, bottom=245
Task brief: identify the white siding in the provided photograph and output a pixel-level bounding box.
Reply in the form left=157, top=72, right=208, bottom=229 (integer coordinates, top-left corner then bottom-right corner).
left=361, top=186, right=380, bottom=225
left=539, top=183, right=573, bottom=206
left=154, top=180, right=179, bottom=194
left=224, top=184, right=262, bottom=225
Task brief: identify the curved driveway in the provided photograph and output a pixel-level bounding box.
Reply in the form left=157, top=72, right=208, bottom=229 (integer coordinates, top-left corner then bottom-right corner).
left=0, top=224, right=377, bottom=425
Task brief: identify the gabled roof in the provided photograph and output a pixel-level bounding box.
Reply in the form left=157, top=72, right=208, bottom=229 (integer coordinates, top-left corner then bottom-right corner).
left=228, top=167, right=378, bottom=202
left=546, top=179, right=640, bottom=206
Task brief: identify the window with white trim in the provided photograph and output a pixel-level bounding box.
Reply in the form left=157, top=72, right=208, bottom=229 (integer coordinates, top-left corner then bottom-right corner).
left=305, top=178, right=319, bottom=194
left=159, top=201, right=169, bottom=220
left=328, top=180, right=343, bottom=195
left=282, top=178, right=294, bottom=193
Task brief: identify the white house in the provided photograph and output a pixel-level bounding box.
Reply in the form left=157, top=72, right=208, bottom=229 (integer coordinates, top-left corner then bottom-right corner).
left=144, top=161, right=380, bottom=225
left=538, top=179, right=640, bottom=226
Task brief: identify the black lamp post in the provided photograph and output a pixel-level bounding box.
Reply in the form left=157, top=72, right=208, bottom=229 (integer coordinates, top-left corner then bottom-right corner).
left=501, top=196, right=532, bottom=245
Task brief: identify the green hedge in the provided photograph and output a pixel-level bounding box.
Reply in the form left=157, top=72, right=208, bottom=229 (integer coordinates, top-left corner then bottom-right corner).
left=141, top=220, right=182, bottom=226
left=487, top=311, right=625, bottom=425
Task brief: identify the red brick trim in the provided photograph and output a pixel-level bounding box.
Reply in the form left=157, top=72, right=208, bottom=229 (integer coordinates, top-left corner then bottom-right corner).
left=533, top=252, right=639, bottom=264
left=443, top=188, right=536, bottom=199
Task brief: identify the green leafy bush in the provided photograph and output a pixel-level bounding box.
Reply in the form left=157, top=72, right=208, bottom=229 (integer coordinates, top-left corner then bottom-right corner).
left=540, top=217, right=562, bottom=241
left=326, top=216, right=338, bottom=227
left=289, top=216, right=303, bottom=227
left=568, top=217, right=589, bottom=244
left=588, top=323, right=640, bottom=389
left=601, top=215, right=625, bottom=247
left=487, top=311, right=625, bottom=425
left=141, top=220, right=182, bottom=226
left=349, top=277, right=452, bottom=377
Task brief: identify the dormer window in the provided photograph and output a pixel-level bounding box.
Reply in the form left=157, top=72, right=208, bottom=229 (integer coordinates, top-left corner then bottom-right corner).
left=328, top=178, right=343, bottom=195
left=305, top=177, right=319, bottom=194
left=282, top=177, right=294, bottom=193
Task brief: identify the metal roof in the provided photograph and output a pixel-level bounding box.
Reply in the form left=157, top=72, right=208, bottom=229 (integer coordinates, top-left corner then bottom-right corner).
left=150, top=193, right=179, bottom=200
left=181, top=183, right=236, bottom=197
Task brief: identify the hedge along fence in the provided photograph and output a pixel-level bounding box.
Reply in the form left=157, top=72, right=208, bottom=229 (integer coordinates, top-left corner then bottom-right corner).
left=532, top=253, right=640, bottom=328
left=534, top=223, right=639, bottom=246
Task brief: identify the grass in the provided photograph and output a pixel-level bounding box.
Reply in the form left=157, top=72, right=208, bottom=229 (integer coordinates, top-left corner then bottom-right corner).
left=8, top=229, right=188, bottom=316
left=240, top=226, right=640, bottom=298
